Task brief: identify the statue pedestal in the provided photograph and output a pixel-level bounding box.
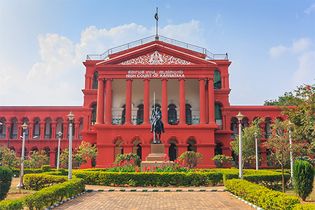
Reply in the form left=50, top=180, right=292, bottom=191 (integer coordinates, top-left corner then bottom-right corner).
left=141, top=144, right=174, bottom=171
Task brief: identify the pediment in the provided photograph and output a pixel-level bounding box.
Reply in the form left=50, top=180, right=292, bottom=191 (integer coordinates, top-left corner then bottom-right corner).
left=119, top=51, right=192, bottom=65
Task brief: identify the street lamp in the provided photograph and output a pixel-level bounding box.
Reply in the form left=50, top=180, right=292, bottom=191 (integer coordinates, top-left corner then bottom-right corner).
left=288, top=121, right=294, bottom=181
left=67, top=112, right=74, bottom=180
left=254, top=131, right=259, bottom=170
left=17, top=122, right=28, bottom=189
left=56, top=131, right=62, bottom=170
left=236, top=112, right=244, bottom=179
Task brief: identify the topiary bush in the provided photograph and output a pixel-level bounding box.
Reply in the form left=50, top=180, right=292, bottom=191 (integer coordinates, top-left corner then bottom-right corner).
left=293, top=160, right=314, bottom=201
left=0, top=166, right=13, bottom=200
left=225, top=179, right=300, bottom=210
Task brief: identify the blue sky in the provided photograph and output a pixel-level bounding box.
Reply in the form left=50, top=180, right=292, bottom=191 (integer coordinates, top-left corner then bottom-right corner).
left=0, top=0, right=314, bottom=105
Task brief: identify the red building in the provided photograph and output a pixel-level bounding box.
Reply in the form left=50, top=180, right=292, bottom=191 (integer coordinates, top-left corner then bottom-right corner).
left=0, top=35, right=284, bottom=168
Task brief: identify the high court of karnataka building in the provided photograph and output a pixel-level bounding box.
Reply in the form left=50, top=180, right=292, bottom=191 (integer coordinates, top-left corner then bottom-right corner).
left=0, top=35, right=284, bottom=168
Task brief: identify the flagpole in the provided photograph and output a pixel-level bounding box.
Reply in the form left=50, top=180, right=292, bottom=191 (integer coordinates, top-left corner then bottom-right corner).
left=155, top=7, right=159, bottom=40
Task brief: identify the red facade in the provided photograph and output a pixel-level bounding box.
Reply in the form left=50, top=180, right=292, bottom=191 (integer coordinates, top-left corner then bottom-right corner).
left=0, top=36, right=284, bottom=168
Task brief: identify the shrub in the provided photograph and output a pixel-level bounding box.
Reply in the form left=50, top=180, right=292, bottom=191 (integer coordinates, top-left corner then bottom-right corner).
left=225, top=179, right=300, bottom=210
left=178, top=151, right=203, bottom=169
left=293, top=204, right=315, bottom=210
left=0, top=166, right=13, bottom=200
left=41, top=165, right=51, bottom=172
left=12, top=168, right=45, bottom=177
left=23, top=174, right=67, bottom=190
left=212, top=154, right=232, bottom=168
left=24, top=178, right=85, bottom=210
left=73, top=170, right=222, bottom=187
left=293, top=160, right=314, bottom=201
left=115, top=153, right=141, bottom=166
left=0, top=199, right=23, bottom=210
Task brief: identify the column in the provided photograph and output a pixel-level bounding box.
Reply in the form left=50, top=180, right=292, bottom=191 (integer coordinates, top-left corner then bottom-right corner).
left=179, top=79, right=186, bottom=125
left=199, top=79, right=206, bottom=124
left=63, top=122, right=68, bottom=140
left=28, top=122, right=33, bottom=139
left=105, top=79, right=113, bottom=124
left=143, top=79, right=150, bottom=124
left=96, top=78, right=104, bottom=124
left=17, top=122, right=22, bottom=140
left=75, top=121, right=80, bottom=139
left=40, top=122, right=45, bottom=139
left=5, top=122, right=10, bottom=139
left=208, top=78, right=215, bottom=123
left=161, top=79, right=168, bottom=124
left=125, top=79, right=132, bottom=125
left=49, top=151, right=56, bottom=167
left=51, top=122, right=56, bottom=139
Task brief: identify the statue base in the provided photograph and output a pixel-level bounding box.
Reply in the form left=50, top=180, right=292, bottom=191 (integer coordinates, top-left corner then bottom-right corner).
left=141, top=143, right=174, bottom=171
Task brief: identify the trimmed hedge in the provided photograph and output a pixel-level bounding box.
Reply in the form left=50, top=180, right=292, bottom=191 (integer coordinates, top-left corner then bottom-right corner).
left=225, top=179, right=300, bottom=210
left=0, top=166, right=13, bottom=200
left=293, top=204, right=315, bottom=210
left=0, top=199, right=23, bottom=210
left=24, top=178, right=85, bottom=210
left=73, top=171, right=222, bottom=187
left=23, top=174, right=67, bottom=190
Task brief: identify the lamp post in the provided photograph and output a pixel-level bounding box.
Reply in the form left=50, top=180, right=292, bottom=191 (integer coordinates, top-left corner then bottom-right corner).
left=254, top=131, right=259, bottom=170
left=17, top=122, right=28, bottom=189
left=56, top=131, right=62, bottom=170
left=236, top=112, right=244, bottom=179
left=67, top=112, right=74, bottom=180
left=288, top=121, right=294, bottom=181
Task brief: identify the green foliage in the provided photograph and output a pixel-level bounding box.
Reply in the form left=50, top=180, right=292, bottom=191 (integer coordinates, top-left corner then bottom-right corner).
left=24, top=150, right=49, bottom=169
left=178, top=151, right=203, bottom=168
left=115, top=153, right=141, bottom=166
left=0, top=147, right=19, bottom=168
left=24, top=178, right=85, bottom=210
left=293, top=204, right=315, bottom=210
left=106, top=165, right=138, bottom=172
left=0, top=166, right=13, bottom=200
left=264, top=91, right=303, bottom=106
left=12, top=168, right=46, bottom=177
left=74, top=141, right=97, bottom=166
left=231, top=118, right=261, bottom=168
left=41, top=165, right=51, bottom=172
left=212, top=154, right=232, bottom=168
left=73, top=170, right=222, bottom=187
left=23, top=174, right=67, bottom=190
left=225, top=179, right=300, bottom=210
left=293, top=160, right=314, bottom=201
left=0, top=199, right=23, bottom=210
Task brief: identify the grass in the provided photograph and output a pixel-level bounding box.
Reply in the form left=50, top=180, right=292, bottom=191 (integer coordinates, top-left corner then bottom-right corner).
left=5, top=178, right=35, bottom=200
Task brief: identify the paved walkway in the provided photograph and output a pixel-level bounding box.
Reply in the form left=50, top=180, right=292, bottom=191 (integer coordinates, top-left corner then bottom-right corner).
left=55, top=190, right=253, bottom=210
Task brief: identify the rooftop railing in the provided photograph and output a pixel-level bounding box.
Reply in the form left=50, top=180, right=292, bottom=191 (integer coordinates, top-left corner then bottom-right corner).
left=86, top=35, right=228, bottom=60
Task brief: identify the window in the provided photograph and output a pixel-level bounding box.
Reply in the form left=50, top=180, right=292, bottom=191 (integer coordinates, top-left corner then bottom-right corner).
left=92, top=71, right=98, bottom=89
left=91, top=103, right=97, bottom=125
left=265, top=118, right=272, bottom=138
left=215, top=103, right=223, bottom=129
left=10, top=118, right=18, bottom=139
left=22, top=118, right=29, bottom=139
left=45, top=118, right=52, bottom=139
left=168, top=104, right=177, bottom=125
left=136, top=104, right=144, bottom=125
left=230, top=117, right=238, bottom=138
left=185, top=104, right=192, bottom=125
left=56, top=118, right=63, bottom=138
left=242, top=117, right=249, bottom=128
left=214, top=70, right=222, bottom=89
left=0, top=118, right=6, bottom=138
left=121, top=105, right=126, bottom=125
left=33, top=118, right=40, bottom=138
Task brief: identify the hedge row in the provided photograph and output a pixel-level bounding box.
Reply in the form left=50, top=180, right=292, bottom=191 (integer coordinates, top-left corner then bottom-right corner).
left=23, top=174, right=68, bottom=190
left=225, top=179, right=300, bottom=210
left=24, top=178, right=85, bottom=210
left=73, top=171, right=222, bottom=187
left=0, top=199, right=23, bottom=210
left=0, top=166, right=13, bottom=200
left=293, top=204, right=315, bottom=210
left=11, top=165, right=51, bottom=177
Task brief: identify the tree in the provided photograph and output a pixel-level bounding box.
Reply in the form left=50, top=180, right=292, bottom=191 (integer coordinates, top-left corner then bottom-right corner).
left=293, top=160, right=314, bottom=201
left=178, top=151, right=203, bottom=169
left=231, top=118, right=261, bottom=168
left=24, top=150, right=49, bottom=168
left=264, top=119, right=299, bottom=192
left=0, top=146, right=19, bottom=168
left=74, top=141, right=97, bottom=167
left=264, top=91, right=302, bottom=106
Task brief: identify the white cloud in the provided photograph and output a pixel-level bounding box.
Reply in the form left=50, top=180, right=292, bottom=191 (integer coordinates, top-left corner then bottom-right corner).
left=304, top=3, right=315, bottom=15
left=0, top=21, right=204, bottom=105
left=293, top=51, right=315, bottom=86
left=269, top=37, right=312, bottom=58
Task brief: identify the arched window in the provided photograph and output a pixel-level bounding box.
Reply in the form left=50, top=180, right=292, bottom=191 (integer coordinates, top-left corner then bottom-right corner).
left=215, top=103, right=223, bottom=129
left=10, top=118, right=18, bottom=139
left=45, top=118, right=52, bottom=139
left=136, top=104, right=144, bottom=125
left=185, top=104, right=192, bottom=125
left=215, top=143, right=223, bottom=155
left=187, top=138, right=197, bottom=152
left=0, top=118, right=6, bottom=139
left=114, top=139, right=124, bottom=158
left=242, top=117, right=249, bottom=128
left=56, top=118, right=63, bottom=138
left=121, top=105, right=126, bottom=125
left=33, top=118, right=40, bottom=138
left=168, top=141, right=178, bottom=161
left=92, top=71, right=98, bottom=89
left=265, top=118, right=272, bottom=138
left=214, top=69, right=222, bottom=89
left=91, top=103, right=97, bottom=125
left=22, top=118, right=29, bottom=139
left=168, top=104, right=177, bottom=125
left=230, top=117, right=238, bottom=138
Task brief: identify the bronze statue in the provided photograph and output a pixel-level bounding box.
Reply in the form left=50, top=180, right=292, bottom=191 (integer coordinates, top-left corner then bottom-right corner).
left=150, top=106, right=165, bottom=144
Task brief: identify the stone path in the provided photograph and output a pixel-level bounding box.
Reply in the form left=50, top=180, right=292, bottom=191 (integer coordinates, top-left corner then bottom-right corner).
left=55, top=190, right=253, bottom=210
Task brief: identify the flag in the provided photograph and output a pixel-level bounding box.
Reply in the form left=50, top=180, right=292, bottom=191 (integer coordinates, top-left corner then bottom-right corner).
left=154, top=11, right=159, bottom=21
